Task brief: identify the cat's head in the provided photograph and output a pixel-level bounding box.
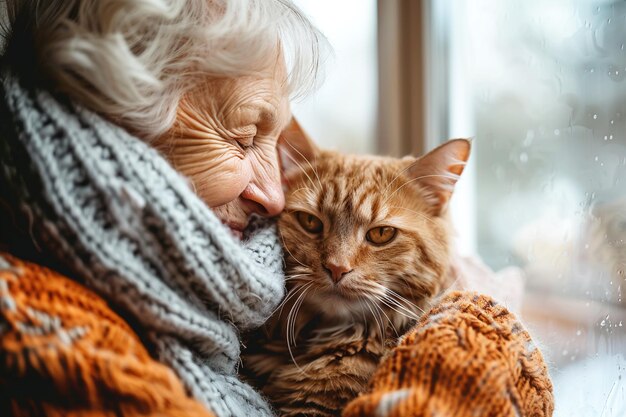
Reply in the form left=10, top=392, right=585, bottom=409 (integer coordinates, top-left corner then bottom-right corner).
left=277, top=121, right=471, bottom=330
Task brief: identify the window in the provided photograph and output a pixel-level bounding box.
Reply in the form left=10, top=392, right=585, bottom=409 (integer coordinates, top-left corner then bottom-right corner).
left=291, top=0, right=378, bottom=154
left=298, top=0, right=626, bottom=414
left=442, top=1, right=626, bottom=415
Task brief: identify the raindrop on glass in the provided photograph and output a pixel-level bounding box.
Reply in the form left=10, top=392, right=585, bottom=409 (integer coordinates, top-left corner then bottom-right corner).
left=600, top=314, right=610, bottom=326
left=520, top=152, right=528, bottom=163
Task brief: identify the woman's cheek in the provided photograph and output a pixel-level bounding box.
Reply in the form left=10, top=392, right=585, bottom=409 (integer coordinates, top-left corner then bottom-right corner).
left=192, top=155, right=252, bottom=207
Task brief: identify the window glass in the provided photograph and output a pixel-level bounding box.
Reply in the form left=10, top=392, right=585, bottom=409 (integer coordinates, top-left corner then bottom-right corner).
left=291, top=0, right=377, bottom=154
left=458, top=1, right=626, bottom=415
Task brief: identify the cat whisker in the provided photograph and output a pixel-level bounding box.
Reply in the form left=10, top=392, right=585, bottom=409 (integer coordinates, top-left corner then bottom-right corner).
left=284, top=140, right=324, bottom=191
left=284, top=273, right=313, bottom=281
left=359, top=295, right=385, bottom=342
left=378, top=298, right=422, bottom=322
left=275, top=282, right=311, bottom=318
left=440, top=276, right=460, bottom=296
left=371, top=302, right=388, bottom=341
left=396, top=275, right=420, bottom=306
left=370, top=297, right=400, bottom=338
left=380, top=293, right=422, bottom=318
left=303, top=157, right=323, bottom=193
left=382, top=295, right=425, bottom=323
left=388, top=206, right=438, bottom=226
left=291, top=292, right=307, bottom=346
left=429, top=273, right=462, bottom=310
left=373, top=287, right=423, bottom=321
left=354, top=294, right=370, bottom=326
left=278, top=229, right=309, bottom=268
left=287, top=281, right=313, bottom=347
left=284, top=147, right=322, bottom=193
left=286, top=283, right=313, bottom=373
left=364, top=283, right=419, bottom=320
left=383, top=173, right=458, bottom=205
left=381, top=163, right=418, bottom=196
left=290, top=186, right=315, bottom=196
left=357, top=282, right=388, bottom=298
left=385, top=288, right=427, bottom=315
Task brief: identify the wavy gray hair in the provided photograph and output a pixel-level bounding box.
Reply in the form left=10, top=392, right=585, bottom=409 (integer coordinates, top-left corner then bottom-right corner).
left=1, top=0, right=326, bottom=139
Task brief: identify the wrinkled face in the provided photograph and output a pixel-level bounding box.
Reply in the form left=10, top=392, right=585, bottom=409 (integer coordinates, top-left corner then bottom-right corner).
left=156, top=59, right=291, bottom=237
left=279, top=152, right=453, bottom=329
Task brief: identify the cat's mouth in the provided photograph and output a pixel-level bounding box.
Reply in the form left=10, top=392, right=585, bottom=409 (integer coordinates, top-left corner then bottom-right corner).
left=325, top=283, right=362, bottom=302
left=320, top=288, right=385, bottom=321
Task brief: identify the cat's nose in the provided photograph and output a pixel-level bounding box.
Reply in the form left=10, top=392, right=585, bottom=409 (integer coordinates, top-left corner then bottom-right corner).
left=323, top=262, right=353, bottom=283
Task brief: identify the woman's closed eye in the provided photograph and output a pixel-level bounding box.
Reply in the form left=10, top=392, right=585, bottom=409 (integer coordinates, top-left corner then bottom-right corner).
left=237, top=136, right=255, bottom=149
left=232, top=125, right=257, bottom=149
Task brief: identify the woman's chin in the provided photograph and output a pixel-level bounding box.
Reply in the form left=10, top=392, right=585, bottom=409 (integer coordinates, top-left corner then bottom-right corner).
left=229, top=227, right=244, bottom=240
left=212, top=204, right=249, bottom=239
left=222, top=220, right=246, bottom=239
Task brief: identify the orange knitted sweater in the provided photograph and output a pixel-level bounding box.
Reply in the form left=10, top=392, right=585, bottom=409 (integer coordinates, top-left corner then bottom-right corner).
left=0, top=253, right=553, bottom=417
left=343, top=291, right=554, bottom=417
left=0, top=253, right=214, bottom=417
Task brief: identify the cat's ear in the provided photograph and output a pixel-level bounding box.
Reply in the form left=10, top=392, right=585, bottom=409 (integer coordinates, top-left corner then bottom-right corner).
left=407, top=138, right=471, bottom=214
left=278, top=117, right=319, bottom=180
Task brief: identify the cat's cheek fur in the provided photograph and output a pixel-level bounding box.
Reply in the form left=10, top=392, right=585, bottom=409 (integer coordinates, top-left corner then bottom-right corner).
left=243, top=139, right=470, bottom=416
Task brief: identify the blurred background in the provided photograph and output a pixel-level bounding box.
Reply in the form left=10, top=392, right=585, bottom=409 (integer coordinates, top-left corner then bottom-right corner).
left=293, top=0, right=626, bottom=415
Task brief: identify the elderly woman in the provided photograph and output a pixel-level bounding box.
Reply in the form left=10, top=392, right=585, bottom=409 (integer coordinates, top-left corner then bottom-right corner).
left=0, top=1, right=556, bottom=417
left=0, top=1, right=322, bottom=416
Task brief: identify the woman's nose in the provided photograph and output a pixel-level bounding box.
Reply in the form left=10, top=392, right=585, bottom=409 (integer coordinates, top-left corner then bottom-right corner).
left=240, top=181, right=285, bottom=217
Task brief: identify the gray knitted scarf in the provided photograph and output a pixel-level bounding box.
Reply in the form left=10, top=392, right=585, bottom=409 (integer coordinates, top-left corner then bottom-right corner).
left=0, top=74, right=284, bottom=417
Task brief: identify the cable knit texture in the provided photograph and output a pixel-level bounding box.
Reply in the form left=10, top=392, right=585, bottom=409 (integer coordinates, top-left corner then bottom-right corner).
left=0, top=74, right=285, bottom=417
left=0, top=252, right=216, bottom=417
left=343, top=291, right=554, bottom=417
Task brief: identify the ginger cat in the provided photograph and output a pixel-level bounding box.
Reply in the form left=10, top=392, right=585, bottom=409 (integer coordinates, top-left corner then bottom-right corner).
left=242, top=123, right=471, bottom=416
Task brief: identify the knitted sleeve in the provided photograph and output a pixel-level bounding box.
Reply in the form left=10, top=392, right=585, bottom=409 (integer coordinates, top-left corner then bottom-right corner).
left=343, top=291, right=554, bottom=417
left=0, top=252, right=215, bottom=417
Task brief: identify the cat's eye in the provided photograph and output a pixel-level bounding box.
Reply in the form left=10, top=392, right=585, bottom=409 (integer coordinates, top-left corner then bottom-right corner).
left=295, top=211, right=323, bottom=233
left=366, top=226, right=397, bottom=245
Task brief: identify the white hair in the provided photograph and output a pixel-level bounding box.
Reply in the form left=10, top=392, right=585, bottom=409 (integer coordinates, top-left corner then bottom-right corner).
left=1, top=0, right=327, bottom=139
